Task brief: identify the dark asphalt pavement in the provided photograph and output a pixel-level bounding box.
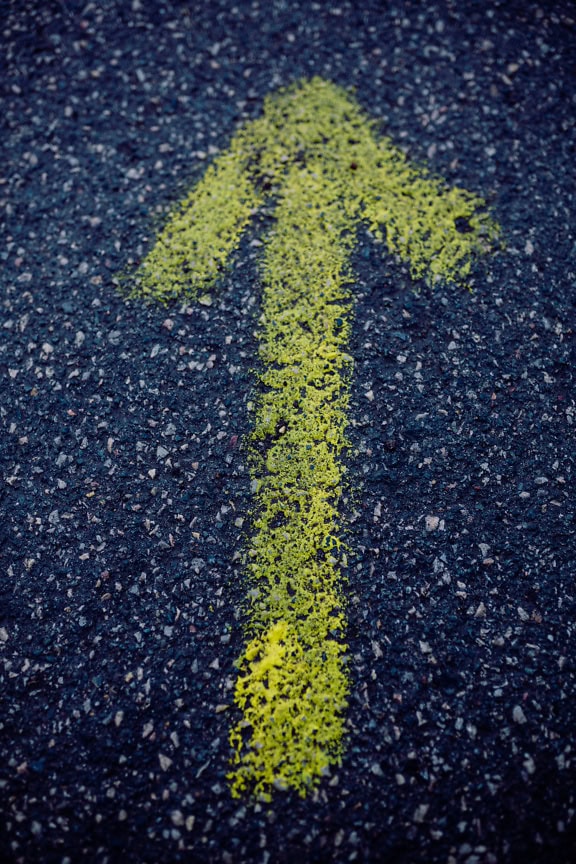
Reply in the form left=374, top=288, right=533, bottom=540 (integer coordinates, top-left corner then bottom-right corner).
left=1, top=1, right=575, bottom=862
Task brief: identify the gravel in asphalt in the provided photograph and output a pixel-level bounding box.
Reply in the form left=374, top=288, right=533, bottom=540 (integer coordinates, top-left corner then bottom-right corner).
left=1, top=1, right=575, bottom=862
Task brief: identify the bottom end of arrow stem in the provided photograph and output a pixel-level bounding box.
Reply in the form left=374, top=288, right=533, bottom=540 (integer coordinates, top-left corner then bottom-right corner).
left=227, top=619, right=349, bottom=802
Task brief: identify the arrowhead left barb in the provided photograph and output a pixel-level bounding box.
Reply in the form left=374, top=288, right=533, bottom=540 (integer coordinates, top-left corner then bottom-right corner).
left=132, top=78, right=500, bottom=800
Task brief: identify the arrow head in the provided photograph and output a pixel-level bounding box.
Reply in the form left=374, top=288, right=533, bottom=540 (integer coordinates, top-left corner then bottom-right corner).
left=135, top=78, right=500, bottom=302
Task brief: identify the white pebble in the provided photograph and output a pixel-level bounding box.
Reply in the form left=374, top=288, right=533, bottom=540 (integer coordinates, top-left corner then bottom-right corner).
left=158, top=753, right=173, bottom=771
left=513, top=705, right=527, bottom=724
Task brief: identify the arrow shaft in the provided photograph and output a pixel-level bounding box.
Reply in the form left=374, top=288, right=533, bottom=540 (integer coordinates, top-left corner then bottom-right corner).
left=229, top=166, right=357, bottom=798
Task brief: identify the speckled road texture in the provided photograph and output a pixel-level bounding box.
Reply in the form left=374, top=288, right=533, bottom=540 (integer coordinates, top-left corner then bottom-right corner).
left=1, top=2, right=575, bottom=863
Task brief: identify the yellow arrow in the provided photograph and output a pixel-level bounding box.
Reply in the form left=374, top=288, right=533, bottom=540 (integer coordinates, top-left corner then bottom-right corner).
left=134, top=78, right=500, bottom=800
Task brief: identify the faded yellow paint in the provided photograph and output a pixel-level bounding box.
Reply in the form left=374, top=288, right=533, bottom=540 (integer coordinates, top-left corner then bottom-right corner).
left=134, top=77, right=500, bottom=800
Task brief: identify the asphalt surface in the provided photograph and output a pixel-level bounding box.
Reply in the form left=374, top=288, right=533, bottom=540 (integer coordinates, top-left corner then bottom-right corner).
left=1, top=1, right=575, bottom=862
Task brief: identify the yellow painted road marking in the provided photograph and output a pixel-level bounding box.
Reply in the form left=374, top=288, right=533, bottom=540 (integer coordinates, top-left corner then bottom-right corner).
left=133, top=78, right=500, bottom=800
